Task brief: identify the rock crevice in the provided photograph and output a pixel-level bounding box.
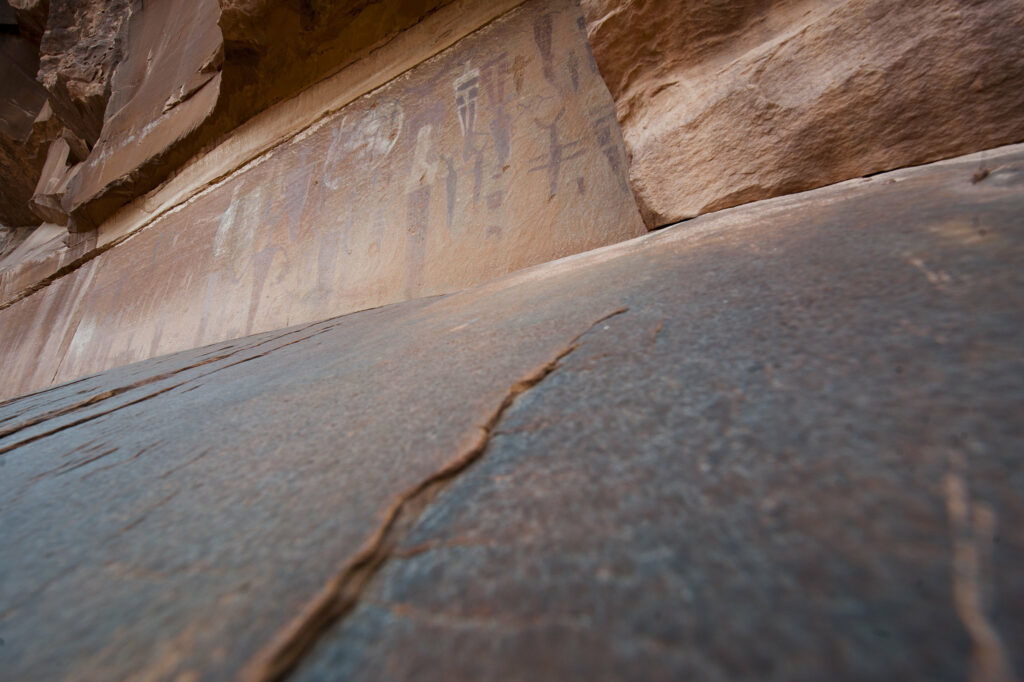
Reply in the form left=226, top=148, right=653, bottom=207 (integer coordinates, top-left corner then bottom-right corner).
left=242, top=307, right=629, bottom=682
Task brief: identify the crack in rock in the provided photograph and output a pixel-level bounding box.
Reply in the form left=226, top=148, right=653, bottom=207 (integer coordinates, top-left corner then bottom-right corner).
left=240, top=307, right=629, bottom=682
left=0, top=319, right=341, bottom=456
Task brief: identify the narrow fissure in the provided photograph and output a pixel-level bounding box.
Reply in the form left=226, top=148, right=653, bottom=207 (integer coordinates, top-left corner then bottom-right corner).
left=240, top=307, right=628, bottom=682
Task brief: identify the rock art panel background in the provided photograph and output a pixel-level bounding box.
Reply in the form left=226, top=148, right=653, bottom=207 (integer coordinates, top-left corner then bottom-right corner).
left=0, top=0, right=644, bottom=400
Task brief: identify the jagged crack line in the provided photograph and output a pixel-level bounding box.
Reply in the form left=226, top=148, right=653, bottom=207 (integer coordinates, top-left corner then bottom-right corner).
left=239, top=307, right=629, bottom=682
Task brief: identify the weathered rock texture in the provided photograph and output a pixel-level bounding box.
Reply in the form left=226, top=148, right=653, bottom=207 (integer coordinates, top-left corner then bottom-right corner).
left=37, top=0, right=131, bottom=146
left=58, top=0, right=513, bottom=232
left=0, top=222, right=95, bottom=301
left=1, top=145, right=1022, bottom=681
left=0, top=0, right=643, bottom=398
left=0, top=7, right=59, bottom=227
left=581, top=0, right=1024, bottom=226
left=60, top=0, right=224, bottom=230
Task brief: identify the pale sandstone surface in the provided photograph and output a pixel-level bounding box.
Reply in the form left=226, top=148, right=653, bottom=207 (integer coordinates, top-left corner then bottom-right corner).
left=0, top=222, right=95, bottom=301
left=0, top=0, right=643, bottom=399
left=581, top=0, right=1024, bottom=225
left=1, top=146, right=1021, bottom=681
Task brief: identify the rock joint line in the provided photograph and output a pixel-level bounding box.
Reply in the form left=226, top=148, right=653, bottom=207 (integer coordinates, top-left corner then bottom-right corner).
left=240, top=307, right=630, bottom=682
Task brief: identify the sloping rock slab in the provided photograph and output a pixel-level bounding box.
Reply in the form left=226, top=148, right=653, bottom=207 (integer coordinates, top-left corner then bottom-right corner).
left=1, top=145, right=1023, bottom=681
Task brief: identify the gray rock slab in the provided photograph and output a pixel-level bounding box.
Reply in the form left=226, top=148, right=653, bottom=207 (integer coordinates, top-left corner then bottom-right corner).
left=2, top=144, right=1023, bottom=681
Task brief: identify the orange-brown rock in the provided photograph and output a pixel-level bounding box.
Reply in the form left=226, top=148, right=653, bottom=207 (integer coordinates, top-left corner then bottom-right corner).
left=0, top=14, right=59, bottom=227
left=8, top=0, right=48, bottom=42
left=37, top=0, right=131, bottom=146
left=58, top=0, right=520, bottom=232
left=581, top=0, right=1024, bottom=225
left=60, top=0, right=223, bottom=231
left=0, top=0, right=644, bottom=397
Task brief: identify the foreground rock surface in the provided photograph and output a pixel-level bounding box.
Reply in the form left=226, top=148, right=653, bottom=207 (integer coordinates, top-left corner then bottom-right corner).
left=1, top=145, right=1022, bottom=680
left=581, top=0, right=1024, bottom=226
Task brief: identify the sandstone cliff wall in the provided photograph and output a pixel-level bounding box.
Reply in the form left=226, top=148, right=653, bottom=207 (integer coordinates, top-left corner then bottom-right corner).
left=582, top=0, right=1024, bottom=225
left=0, top=0, right=644, bottom=399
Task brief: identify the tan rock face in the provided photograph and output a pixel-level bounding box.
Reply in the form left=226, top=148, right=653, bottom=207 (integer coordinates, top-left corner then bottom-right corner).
left=0, top=0, right=644, bottom=397
left=57, top=0, right=495, bottom=232
left=61, top=0, right=223, bottom=231
left=581, top=0, right=1024, bottom=225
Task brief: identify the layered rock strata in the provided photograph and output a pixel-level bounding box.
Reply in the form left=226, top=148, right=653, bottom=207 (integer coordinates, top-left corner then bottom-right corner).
left=582, top=0, right=1024, bottom=225
left=0, top=0, right=643, bottom=399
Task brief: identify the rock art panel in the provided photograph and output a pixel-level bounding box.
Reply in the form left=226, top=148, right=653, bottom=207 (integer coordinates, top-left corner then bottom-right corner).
left=581, top=0, right=1024, bottom=225
left=0, top=0, right=644, bottom=399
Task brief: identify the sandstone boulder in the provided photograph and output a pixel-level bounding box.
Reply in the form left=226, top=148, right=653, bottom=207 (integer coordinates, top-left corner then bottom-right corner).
left=582, top=0, right=1024, bottom=225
